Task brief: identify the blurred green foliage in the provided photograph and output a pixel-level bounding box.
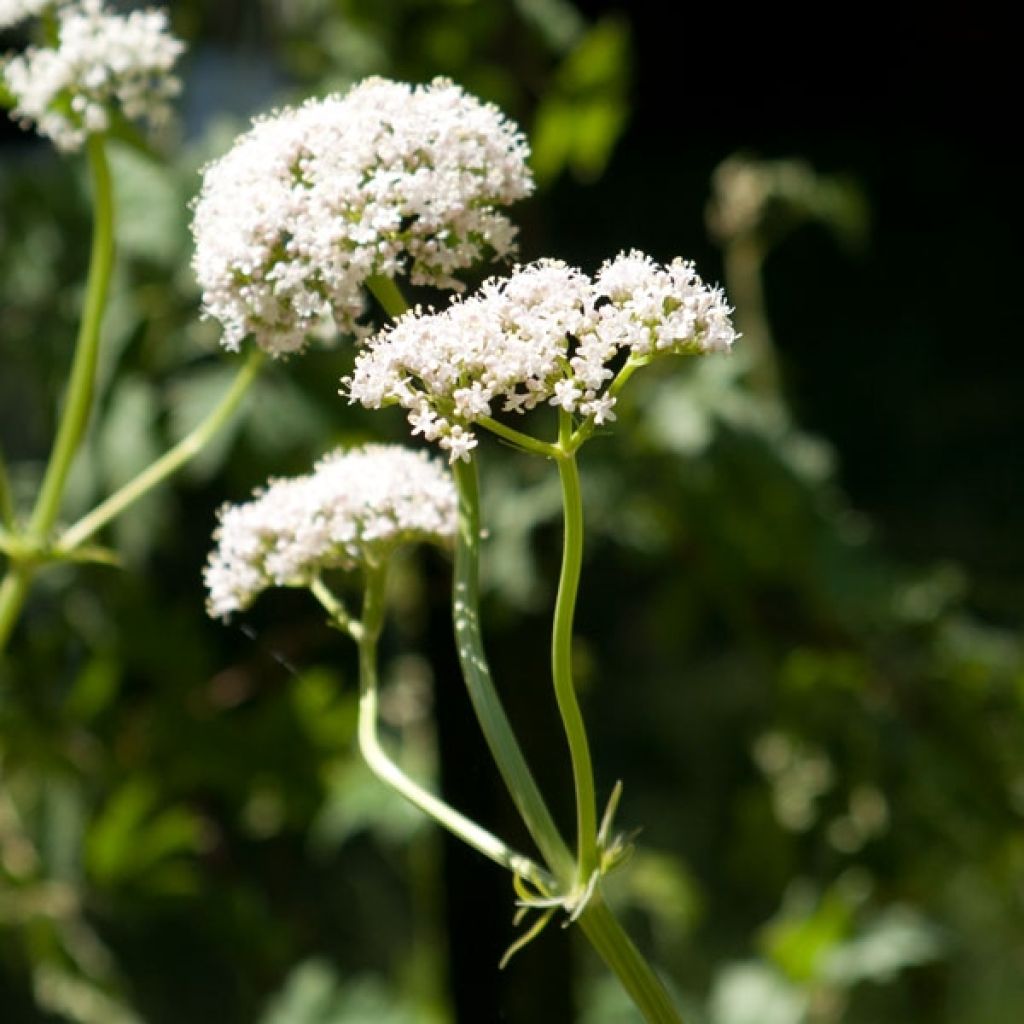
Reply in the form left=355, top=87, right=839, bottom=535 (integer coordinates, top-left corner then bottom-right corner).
left=2, top=2, right=1024, bottom=1023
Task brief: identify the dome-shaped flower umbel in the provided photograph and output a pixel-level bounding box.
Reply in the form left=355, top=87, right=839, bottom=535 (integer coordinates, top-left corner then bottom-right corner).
left=191, top=76, right=534, bottom=357
left=204, top=445, right=458, bottom=619
left=2, top=0, right=184, bottom=152
left=346, top=250, right=737, bottom=461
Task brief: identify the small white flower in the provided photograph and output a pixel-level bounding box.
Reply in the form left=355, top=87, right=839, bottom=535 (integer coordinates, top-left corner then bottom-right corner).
left=204, top=445, right=458, bottom=618
left=191, top=77, right=534, bottom=357
left=2, top=0, right=184, bottom=152
left=346, top=251, right=736, bottom=455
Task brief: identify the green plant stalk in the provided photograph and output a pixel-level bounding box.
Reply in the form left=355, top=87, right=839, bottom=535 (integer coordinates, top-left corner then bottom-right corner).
left=364, top=275, right=571, bottom=878
left=552, top=410, right=598, bottom=885
left=0, top=569, right=31, bottom=656
left=576, top=896, right=683, bottom=1024
left=28, top=135, right=115, bottom=542
left=58, top=349, right=266, bottom=553
left=310, top=573, right=553, bottom=891
left=365, top=273, right=682, bottom=1021
left=451, top=457, right=575, bottom=882
left=0, top=135, right=114, bottom=653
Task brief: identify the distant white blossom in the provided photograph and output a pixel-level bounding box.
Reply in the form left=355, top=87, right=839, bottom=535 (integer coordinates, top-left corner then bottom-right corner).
left=190, top=76, right=534, bottom=357
left=2, top=0, right=184, bottom=151
left=204, top=445, right=458, bottom=619
left=0, top=0, right=60, bottom=30
left=346, top=251, right=737, bottom=460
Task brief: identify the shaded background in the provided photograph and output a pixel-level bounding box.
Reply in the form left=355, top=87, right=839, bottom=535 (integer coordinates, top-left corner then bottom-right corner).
left=1, top=2, right=1021, bottom=1022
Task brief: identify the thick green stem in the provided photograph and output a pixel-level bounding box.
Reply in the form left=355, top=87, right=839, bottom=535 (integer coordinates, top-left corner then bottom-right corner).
left=451, top=458, right=575, bottom=882
left=0, top=568, right=32, bottom=656
left=311, top=572, right=553, bottom=890
left=552, top=412, right=598, bottom=885
left=28, top=135, right=115, bottom=542
left=58, top=349, right=265, bottom=553
left=577, top=896, right=683, bottom=1024
left=0, top=135, right=114, bottom=653
left=366, top=274, right=411, bottom=320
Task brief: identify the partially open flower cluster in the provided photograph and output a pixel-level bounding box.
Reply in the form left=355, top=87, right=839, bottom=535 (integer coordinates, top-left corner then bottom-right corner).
left=2, top=0, right=184, bottom=151
left=204, top=445, right=458, bottom=618
left=191, top=77, right=534, bottom=357
left=0, top=0, right=61, bottom=30
left=346, top=251, right=737, bottom=461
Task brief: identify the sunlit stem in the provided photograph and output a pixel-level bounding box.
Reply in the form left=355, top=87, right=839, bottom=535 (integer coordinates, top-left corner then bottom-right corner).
left=477, top=415, right=560, bottom=459
left=28, top=135, right=115, bottom=543
left=310, top=571, right=553, bottom=890
left=58, top=349, right=265, bottom=553
left=451, top=457, right=575, bottom=881
left=552, top=409, right=598, bottom=885
left=576, top=897, right=684, bottom=1024
left=0, top=134, right=114, bottom=653
left=363, top=271, right=681, bottom=1020
left=569, top=354, right=652, bottom=451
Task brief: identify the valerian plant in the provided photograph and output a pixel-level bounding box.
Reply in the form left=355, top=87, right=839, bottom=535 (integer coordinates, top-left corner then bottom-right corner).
left=194, top=74, right=737, bottom=1023
left=2, top=6, right=739, bottom=1018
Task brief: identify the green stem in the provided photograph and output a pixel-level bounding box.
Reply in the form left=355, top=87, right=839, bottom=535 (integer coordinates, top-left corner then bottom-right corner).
left=570, top=354, right=652, bottom=451
left=311, top=572, right=553, bottom=890
left=552, top=411, right=598, bottom=885
left=0, top=135, right=114, bottom=654
left=0, top=568, right=32, bottom=656
left=451, top=457, right=575, bottom=882
left=366, top=274, right=412, bottom=320
left=577, top=896, right=684, bottom=1024
left=366, top=271, right=684, bottom=1023
left=477, top=415, right=560, bottom=459
left=28, top=134, right=115, bottom=543
left=58, top=349, right=265, bottom=553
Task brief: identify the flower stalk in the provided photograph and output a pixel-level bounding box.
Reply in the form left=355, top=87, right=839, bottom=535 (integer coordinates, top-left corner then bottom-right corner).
left=58, top=348, right=265, bottom=553
left=310, top=571, right=553, bottom=891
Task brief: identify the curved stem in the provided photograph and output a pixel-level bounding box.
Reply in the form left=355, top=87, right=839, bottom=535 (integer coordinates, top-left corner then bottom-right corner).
left=311, top=572, right=553, bottom=890
left=552, top=412, right=598, bottom=884
left=28, top=135, right=115, bottom=542
left=58, top=349, right=265, bottom=552
left=477, top=415, right=560, bottom=459
left=570, top=354, right=652, bottom=451
left=577, top=895, right=684, bottom=1024
left=451, top=457, right=575, bottom=882
left=0, top=135, right=114, bottom=653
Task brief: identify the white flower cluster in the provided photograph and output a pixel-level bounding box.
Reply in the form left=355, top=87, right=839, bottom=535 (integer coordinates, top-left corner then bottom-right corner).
left=346, top=251, right=737, bottom=461
left=2, top=0, right=184, bottom=152
left=204, top=445, right=458, bottom=619
left=190, top=76, right=533, bottom=357
left=0, top=0, right=60, bottom=30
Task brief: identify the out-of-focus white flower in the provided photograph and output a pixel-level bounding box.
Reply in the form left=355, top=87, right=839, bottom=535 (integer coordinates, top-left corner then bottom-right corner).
left=2, top=0, right=184, bottom=151
left=346, top=251, right=737, bottom=460
left=190, top=77, right=533, bottom=357
left=0, top=0, right=61, bottom=30
left=204, top=445, right=458, bottom=619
